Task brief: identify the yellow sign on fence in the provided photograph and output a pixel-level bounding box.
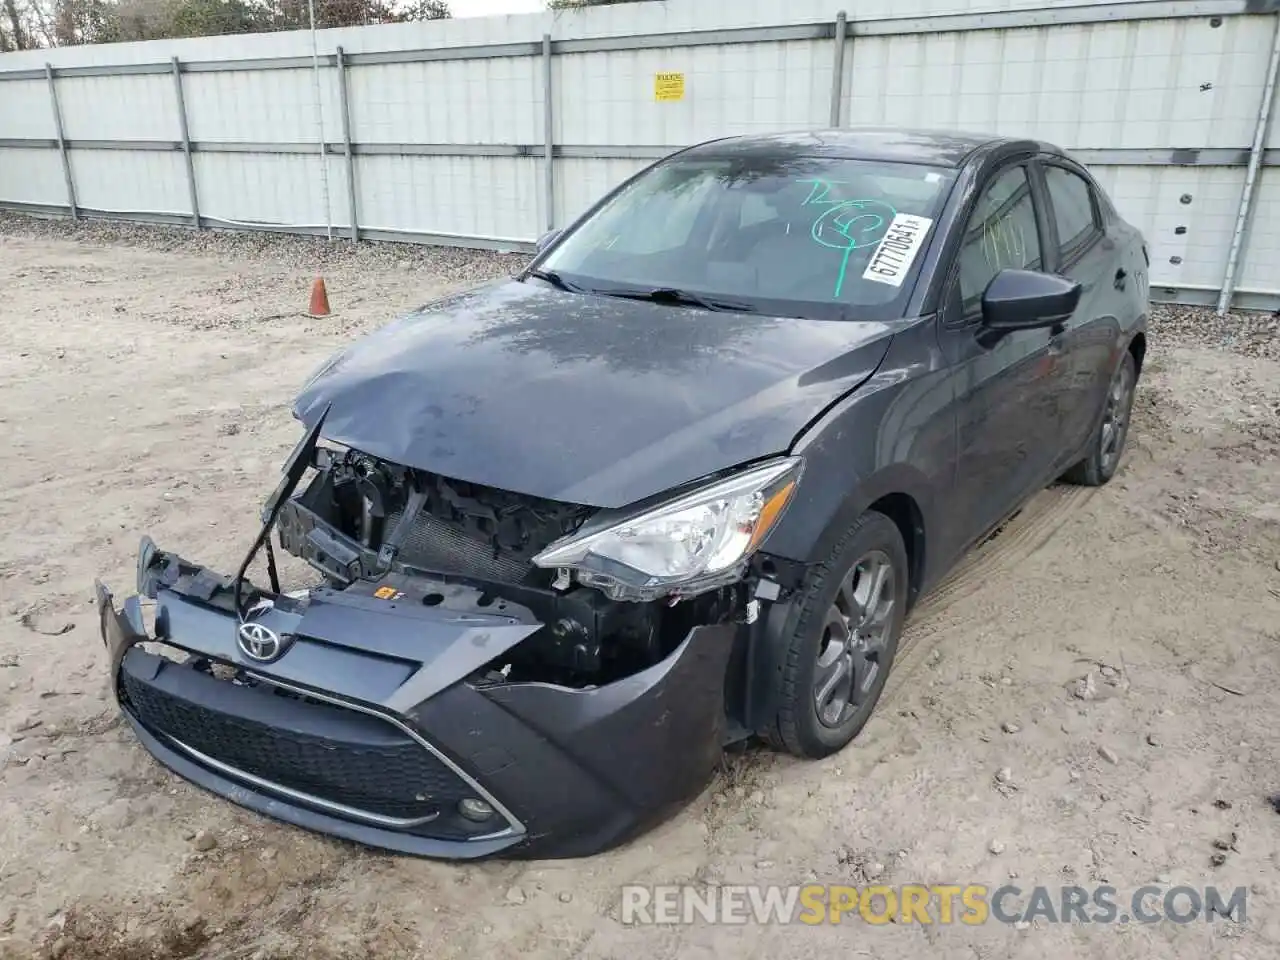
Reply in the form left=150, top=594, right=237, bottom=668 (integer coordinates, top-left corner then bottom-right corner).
left=655, top=72, right=685, bottom=101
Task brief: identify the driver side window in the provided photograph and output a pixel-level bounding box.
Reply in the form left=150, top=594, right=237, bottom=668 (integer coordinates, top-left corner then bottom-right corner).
left=955, top=165, right=1043, bottom=318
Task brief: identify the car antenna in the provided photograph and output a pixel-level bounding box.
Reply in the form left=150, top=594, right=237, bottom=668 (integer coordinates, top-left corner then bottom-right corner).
left=232, top=404, right=331, bottom=622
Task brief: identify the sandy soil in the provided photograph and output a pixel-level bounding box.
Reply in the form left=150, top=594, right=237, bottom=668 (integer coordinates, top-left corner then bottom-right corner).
left=1, top=222, right=1279, bottom=960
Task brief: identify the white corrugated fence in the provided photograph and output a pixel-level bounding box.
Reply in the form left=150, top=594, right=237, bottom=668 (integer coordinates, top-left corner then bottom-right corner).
left=0, top=0, right=1277, bottom=312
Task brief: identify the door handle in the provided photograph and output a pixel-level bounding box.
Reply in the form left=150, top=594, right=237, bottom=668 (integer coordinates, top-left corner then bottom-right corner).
left=1114, top=268, right=1127, bottom=290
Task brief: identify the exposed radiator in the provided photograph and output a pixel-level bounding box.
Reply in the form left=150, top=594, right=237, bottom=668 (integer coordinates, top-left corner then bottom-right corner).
left=384, top=507, right=533, bottom=584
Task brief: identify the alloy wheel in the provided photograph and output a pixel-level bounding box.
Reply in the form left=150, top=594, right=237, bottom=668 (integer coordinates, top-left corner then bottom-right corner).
left=1100, top=359, right=1135, bottom=474
left=813, top=550, right=896, bottom=728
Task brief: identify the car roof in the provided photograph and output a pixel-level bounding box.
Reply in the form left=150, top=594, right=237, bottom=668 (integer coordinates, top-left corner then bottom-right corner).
left=679, top=127, right=1062, bottom=169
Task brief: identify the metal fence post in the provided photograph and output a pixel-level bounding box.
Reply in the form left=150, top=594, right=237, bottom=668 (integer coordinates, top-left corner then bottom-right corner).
left=307, top=0, right=333, bottom=241
left=45, top=64, right=77, bottom=220
left=1218, top=12, right=1280, bottom=316
left=170, top=57, right=201, bottom=229
left=829, top=11, right=848, bottom=128
left=335, top=46, right=360, bottom=243
left=542, top=32, right=555, bottom=233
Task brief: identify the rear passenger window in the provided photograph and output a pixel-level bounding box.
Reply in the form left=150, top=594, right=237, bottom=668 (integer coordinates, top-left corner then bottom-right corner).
left=1044, top=166, right=1100, bottom=255
left=956, top=165, right=1042, bottom=315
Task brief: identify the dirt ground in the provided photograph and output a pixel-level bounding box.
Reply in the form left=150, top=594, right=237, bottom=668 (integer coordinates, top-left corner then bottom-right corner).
left=1, top=217, right=1279, bottom=960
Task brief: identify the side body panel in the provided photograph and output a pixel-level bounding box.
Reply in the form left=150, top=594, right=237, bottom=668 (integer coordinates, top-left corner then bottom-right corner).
left=1033, top=156, right=1125, bottom=471
left=934, top=156, right=1066, bottom=541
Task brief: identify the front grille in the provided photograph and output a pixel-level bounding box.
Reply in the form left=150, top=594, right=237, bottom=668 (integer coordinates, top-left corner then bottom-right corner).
left=121, top=666, right=471, bottom=825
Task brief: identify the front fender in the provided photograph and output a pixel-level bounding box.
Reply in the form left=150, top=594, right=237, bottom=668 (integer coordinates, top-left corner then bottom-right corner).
left=744, top=324, right=956, bottom=734
left=759, top=321, right=954, bottom=582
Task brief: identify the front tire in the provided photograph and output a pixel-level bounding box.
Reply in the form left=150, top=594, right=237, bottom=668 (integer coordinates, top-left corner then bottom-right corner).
left=1063, top=351, right=1137, bottom=487
left=762, top=510, right=908, bottom=759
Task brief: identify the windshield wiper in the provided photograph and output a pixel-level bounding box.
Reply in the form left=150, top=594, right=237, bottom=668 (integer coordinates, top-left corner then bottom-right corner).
left=525, top=268, right=582, bottom=293
left=599, top=287, right=757, bottom=313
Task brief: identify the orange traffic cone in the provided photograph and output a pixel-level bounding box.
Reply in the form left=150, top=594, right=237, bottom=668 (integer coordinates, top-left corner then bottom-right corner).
left=308, top=276, right=331, bottom=318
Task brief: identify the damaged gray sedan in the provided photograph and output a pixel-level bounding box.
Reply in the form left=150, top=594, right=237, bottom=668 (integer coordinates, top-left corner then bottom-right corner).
left=95, top=127, right=1147, bottom=859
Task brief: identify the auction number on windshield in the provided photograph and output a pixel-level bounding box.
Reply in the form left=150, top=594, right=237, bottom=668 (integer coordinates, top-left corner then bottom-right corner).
left=862, top=214, right=934, bottom=287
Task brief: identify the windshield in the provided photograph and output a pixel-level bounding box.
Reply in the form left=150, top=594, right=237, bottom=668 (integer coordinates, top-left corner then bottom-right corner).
left=536, top=154, right=957, bottom=320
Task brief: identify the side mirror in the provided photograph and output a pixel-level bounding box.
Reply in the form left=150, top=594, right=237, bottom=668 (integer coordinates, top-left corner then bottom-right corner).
left=981, top=269, right=1081, bottom=331
left=535, top=229, right=561, bottom=253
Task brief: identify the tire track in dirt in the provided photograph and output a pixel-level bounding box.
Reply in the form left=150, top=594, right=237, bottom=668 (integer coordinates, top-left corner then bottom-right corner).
left=883, top=483, right=1095, bottom=701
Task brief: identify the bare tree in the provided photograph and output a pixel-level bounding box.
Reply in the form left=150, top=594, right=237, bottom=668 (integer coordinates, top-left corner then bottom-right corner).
left=3, top=0, right=450, bottom=47
left=2, top=0, right=34, bottom=49
left=548, top=0, right=644, bottom=8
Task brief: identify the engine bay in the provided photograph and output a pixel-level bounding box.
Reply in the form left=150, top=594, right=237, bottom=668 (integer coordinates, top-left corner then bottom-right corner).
left=274, top=445, right=744, bottom=688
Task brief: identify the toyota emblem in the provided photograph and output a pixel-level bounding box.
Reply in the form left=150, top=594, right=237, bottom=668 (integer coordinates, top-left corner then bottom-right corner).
left=237, top=620, right=283, bottom=662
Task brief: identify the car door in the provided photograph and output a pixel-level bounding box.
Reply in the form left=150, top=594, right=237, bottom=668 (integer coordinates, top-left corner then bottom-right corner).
left=1034, top=159, right=1125, bottom=468
left=935, top=161, right=1066, bottom=550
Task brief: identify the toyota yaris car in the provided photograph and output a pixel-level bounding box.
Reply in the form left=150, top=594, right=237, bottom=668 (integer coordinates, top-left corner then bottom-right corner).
left=95, top=127, right=1148, bottom=860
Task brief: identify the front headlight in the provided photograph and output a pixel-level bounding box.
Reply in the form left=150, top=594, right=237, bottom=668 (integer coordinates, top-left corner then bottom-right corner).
left=532, top=458, right=802, bottom=600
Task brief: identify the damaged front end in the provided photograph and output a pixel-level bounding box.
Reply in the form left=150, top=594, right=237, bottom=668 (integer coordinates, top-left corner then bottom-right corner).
left=94, top=417, right=788, bottom=859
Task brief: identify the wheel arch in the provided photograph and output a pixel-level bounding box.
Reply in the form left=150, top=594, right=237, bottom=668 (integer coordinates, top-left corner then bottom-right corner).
left=763, top=462, right=936, bottom=608
left=865, top=491, right=927, bottom=610
left=747, top=477, right=928, bottom=738
left=1127, top=330, right=1147, bottom=377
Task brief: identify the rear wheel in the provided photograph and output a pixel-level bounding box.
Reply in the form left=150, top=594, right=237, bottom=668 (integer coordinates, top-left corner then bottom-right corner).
left=1063, top=351, right=1137, bottom=487
left=762, top=510, right=908, bottom=759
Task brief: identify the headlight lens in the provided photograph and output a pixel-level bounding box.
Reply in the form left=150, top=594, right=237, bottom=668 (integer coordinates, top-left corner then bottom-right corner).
left=532, top=458, right=802, bottom=595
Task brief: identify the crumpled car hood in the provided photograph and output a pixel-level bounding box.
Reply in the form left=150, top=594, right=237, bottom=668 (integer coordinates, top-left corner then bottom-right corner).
left=293, top=279, right=897, bottom=508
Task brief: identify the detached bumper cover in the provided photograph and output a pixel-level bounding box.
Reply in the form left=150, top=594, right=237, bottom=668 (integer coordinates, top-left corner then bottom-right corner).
left=94, top=546, right=734, bottom=860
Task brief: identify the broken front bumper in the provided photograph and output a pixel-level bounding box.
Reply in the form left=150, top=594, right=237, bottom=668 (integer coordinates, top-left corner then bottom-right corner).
left=94, top=542, right=735, bottom=860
